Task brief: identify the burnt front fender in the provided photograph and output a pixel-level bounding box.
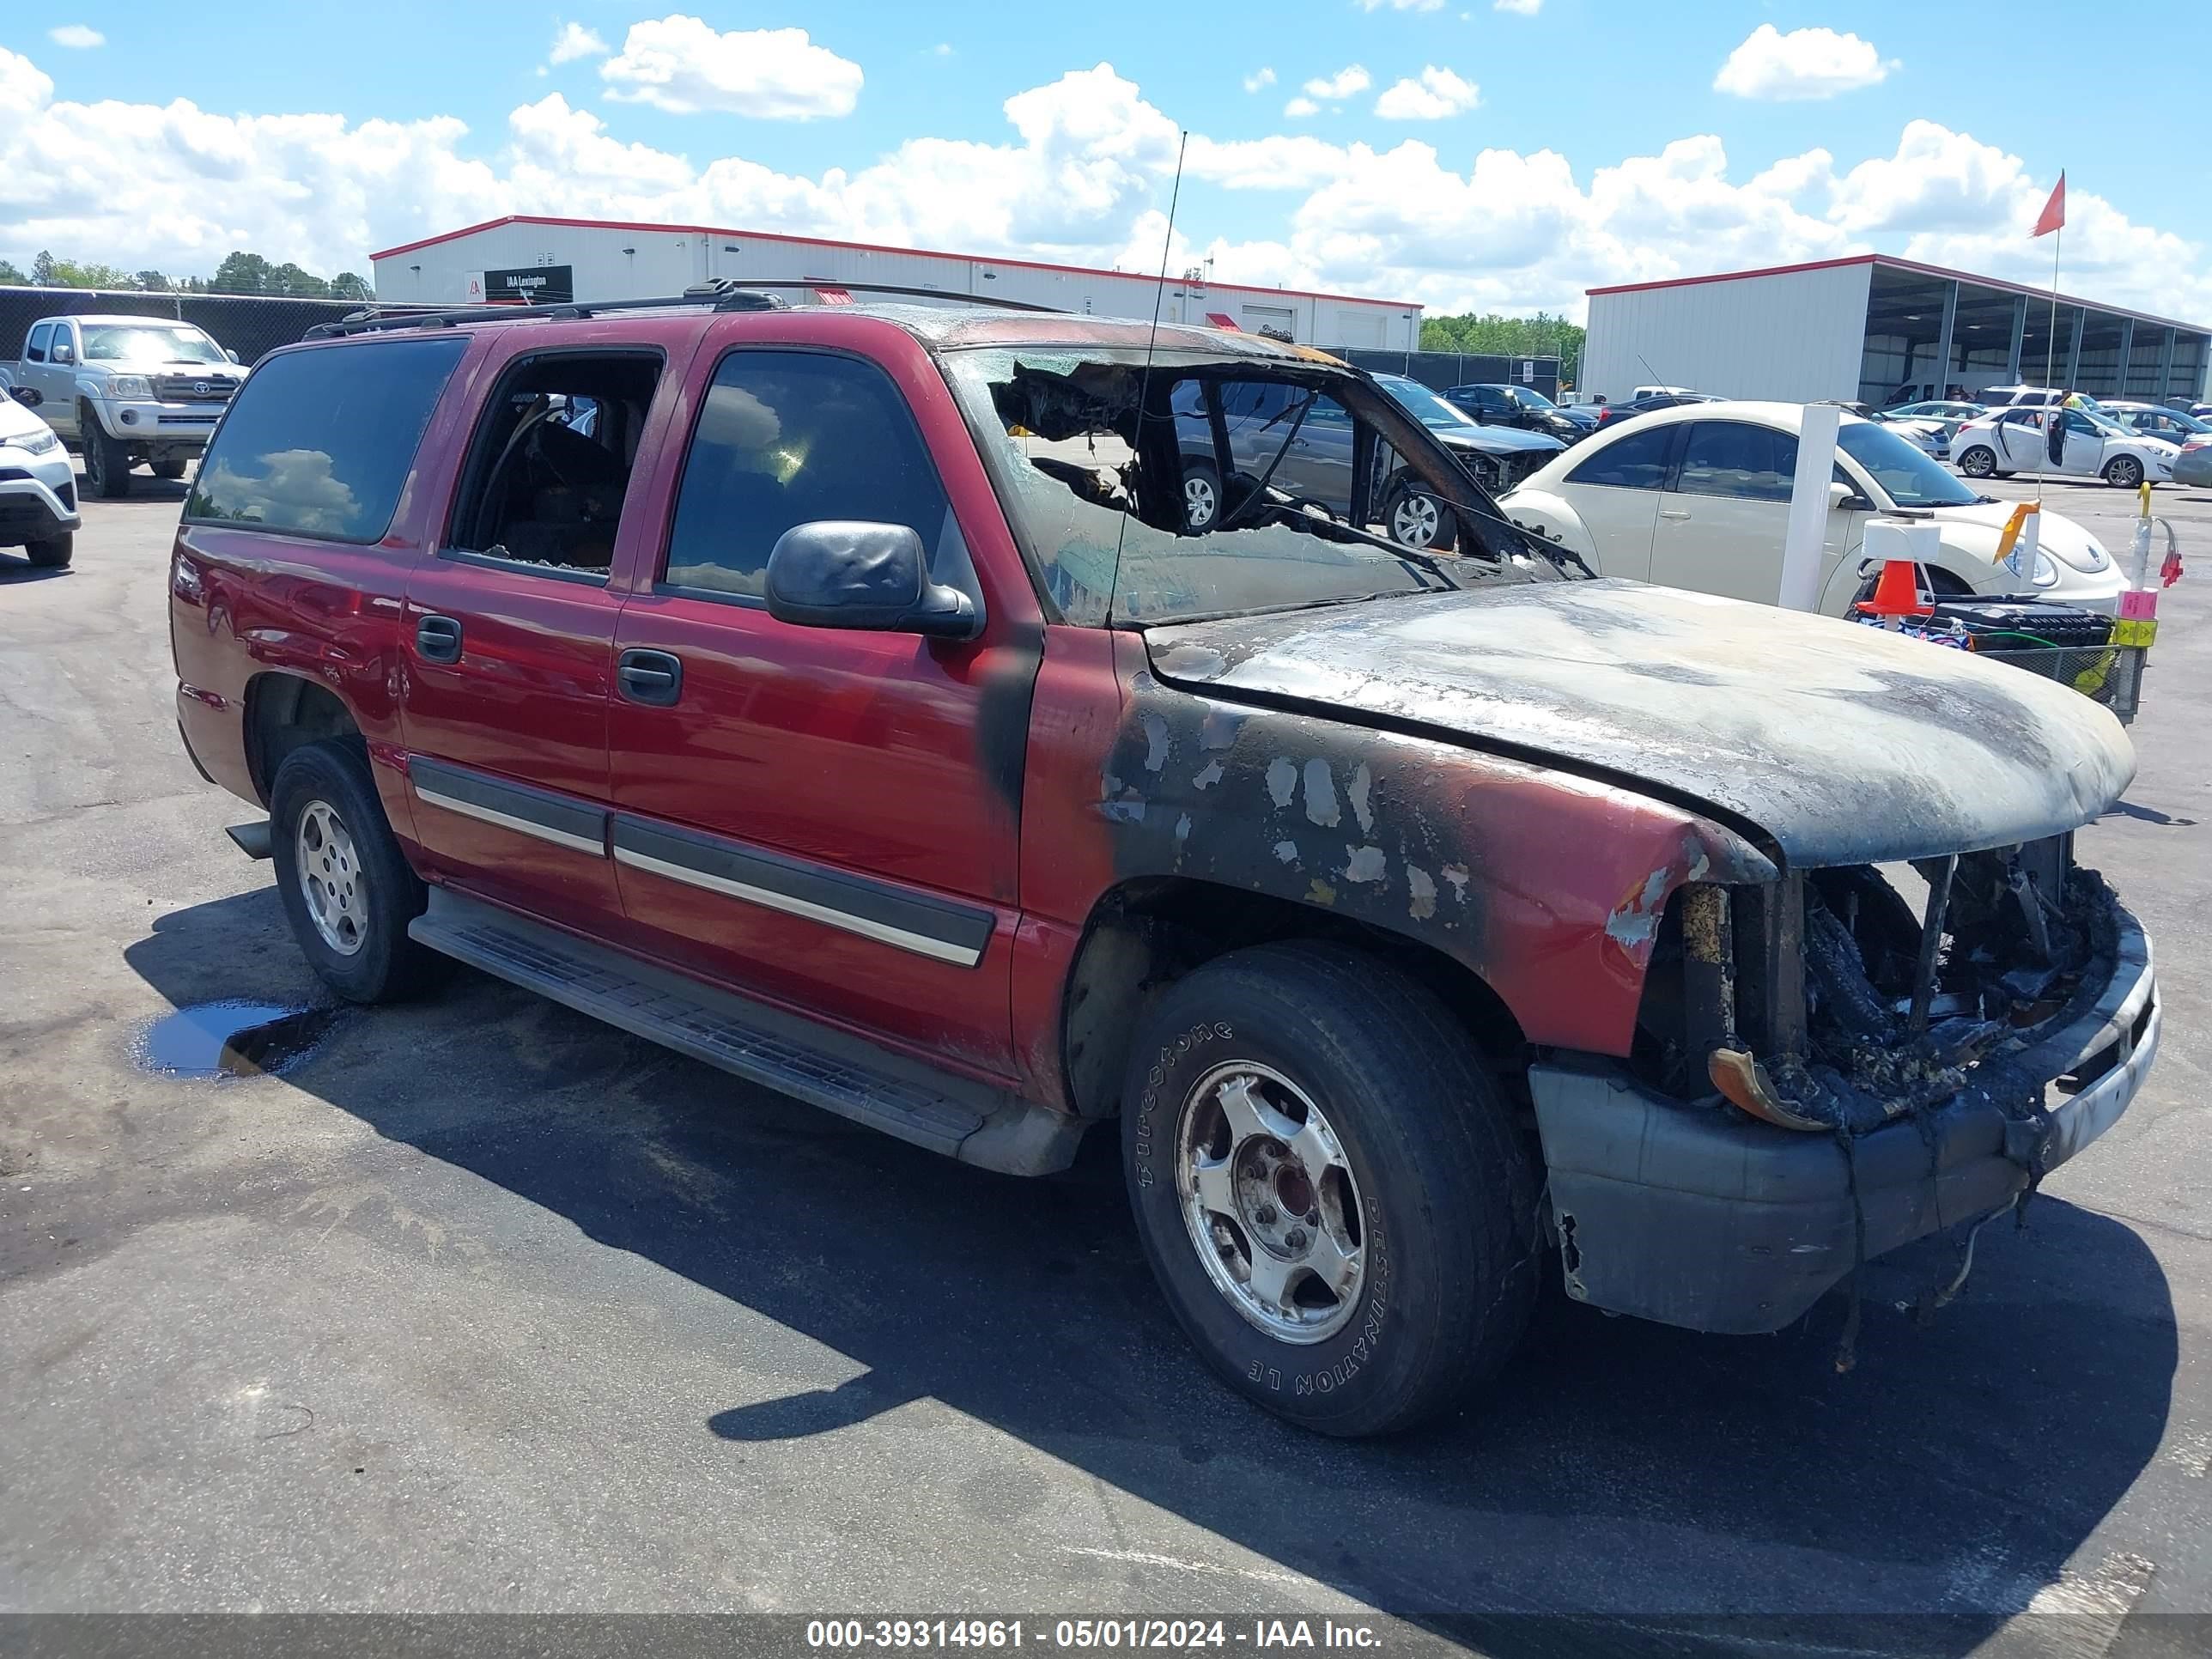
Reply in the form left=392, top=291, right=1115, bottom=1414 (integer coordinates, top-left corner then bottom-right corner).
left=1092, top=661, right=1773, bottom=1056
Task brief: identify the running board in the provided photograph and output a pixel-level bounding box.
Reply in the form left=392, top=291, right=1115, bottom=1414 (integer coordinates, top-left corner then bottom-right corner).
left=408, top=890, right=1083, bottom=1176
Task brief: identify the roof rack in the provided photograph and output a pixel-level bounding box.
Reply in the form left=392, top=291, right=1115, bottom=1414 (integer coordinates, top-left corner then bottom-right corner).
left=306, top=276, right=1066, bottom=337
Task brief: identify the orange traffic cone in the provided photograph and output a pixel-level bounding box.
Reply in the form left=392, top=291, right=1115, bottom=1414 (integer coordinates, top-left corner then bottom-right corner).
left=1856, top=557, right=1933, bottom=622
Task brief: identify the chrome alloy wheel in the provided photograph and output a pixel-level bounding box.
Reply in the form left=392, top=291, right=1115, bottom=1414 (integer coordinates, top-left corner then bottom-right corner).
left=1175, top=1061, right=1366, bottom=1343
left=295, top=799, right=366, bottom=957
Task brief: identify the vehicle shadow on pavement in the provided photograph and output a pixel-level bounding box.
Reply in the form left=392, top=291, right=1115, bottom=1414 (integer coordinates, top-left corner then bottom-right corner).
left=0, top=559, right=72, bottom=583
left=125, top=892, right=2179, bottom=1650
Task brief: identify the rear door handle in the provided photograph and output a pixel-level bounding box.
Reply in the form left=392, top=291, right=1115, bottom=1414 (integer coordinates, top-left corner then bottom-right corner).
left=1658, top=508, right=1692, bottom=520
left=416, top=614, right=462, bottom=664
left=617, top=648, right=684, bottom=707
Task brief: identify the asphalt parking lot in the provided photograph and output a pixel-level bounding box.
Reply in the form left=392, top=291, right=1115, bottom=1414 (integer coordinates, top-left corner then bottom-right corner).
left=3, top=465, right=2210, bottom=1652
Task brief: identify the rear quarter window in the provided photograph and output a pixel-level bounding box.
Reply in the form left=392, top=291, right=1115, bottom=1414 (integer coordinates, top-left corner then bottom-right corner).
left=185, top=336, right=468, bottom=543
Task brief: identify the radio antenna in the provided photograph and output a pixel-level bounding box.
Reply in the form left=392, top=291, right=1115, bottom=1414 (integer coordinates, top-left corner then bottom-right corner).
left=1104, top=129, right=1188, bottom=628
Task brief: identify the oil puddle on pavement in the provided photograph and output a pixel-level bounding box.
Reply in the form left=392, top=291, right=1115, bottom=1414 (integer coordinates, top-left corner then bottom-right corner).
left=134, top=1001, right=339, bottom=1081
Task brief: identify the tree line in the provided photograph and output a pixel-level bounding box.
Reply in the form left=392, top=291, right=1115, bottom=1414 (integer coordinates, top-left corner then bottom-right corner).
left=1419, top=310, right=1584, bottom=385
left=0, top=249, right=373, bottom=301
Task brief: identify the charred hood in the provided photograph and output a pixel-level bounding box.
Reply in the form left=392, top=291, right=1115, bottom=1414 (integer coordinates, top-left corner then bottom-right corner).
left=1144, top=580, right=2136, bottom=867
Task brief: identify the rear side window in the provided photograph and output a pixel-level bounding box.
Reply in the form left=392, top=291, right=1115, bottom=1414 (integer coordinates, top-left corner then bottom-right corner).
left=1568, top=424, right=1674, bottom=489
left=1674, top=421, right=1795, bottom=501
left=185, top=337, right=467, bottom=543
left=661, top=349, right=952, bottom=599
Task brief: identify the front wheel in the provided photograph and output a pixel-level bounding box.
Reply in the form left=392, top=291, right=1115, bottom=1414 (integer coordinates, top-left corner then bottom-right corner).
left=1384, top=483, right=1457, bottom=551
left=1182, top=461, right=1221, bottom=531
left=270, top=739, right=445, bottom=1004
left=23, top=532, right=72, bottom=568
left=80, top=410, right=133, bottom=499
left=1121, top=944, right=1539, bottom=1437
left=2103, top=455, right=2144, bottom=489
left=1957, top=445, right=1997, bottom=479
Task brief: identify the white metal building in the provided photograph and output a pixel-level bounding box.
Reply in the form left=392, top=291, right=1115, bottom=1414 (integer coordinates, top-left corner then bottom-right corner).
left=1581, top=254, right=2211, bottom=408
left=368, top=216, right=1422, bottom=350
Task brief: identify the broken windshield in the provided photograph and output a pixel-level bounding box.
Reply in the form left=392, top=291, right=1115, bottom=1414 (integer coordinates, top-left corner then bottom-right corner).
left=943, top=346, right=1577, bottom=627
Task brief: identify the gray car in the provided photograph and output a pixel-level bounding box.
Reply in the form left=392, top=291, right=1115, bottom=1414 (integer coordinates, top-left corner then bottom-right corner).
left=2174, top=437, right=2212, bottom=489
left=1176, top=374, right=1564, bottom=548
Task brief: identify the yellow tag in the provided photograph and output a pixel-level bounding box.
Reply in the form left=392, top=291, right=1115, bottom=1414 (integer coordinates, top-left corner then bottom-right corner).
left=2112, top=619, right=2159, bottom=647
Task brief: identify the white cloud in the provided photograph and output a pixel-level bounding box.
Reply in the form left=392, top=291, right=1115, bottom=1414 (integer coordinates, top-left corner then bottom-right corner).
left=1357, top=0, right=1444, bottom=10
left=933, top=44, right=955, bottom=58
left=600, top=15, right=863, bottom=119
left=1243, top=68, right=1276, bottom=93
left=1375, top=67, right=1479, bottom=120
left=547, top=21, right=608, bottom=64
left=46, top=24, right=104, bottom=49
left=1303, top=65, right=1372, bottom=100
left=1283, top=96, right=1320, bottom=118
left=0, top=45, right=2203, bottom=330
left=1715, top=24, right=1896, bottom=101
left=1493, top=0, right=1542, bottom=13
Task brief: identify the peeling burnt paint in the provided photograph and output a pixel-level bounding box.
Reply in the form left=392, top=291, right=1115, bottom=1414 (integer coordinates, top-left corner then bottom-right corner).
left=1143, top=580, right=2136, bottom=868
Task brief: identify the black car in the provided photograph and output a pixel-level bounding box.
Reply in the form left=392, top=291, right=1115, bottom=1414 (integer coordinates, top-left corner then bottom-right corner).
left=1590, top=391, right=1720, bottom=429
left=1444, top=382, right=1595, bottom=442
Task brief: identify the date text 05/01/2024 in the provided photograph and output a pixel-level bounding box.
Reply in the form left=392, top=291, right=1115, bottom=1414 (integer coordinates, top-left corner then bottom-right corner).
left=804, top=1620, right=1384, bottom=1650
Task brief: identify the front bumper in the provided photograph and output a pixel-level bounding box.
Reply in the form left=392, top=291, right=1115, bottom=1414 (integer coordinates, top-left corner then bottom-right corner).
left=93, top=398, right=222, bottom=444
left=1530, top=907, right=2158, bottom=1334
left=0, top=456, right=82, bottom=544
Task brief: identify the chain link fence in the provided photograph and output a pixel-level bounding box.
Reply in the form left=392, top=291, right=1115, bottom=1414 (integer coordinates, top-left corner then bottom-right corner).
left=1316, top=349, right=1562, bottom=400
left=0, top=286, right=364, bottom=367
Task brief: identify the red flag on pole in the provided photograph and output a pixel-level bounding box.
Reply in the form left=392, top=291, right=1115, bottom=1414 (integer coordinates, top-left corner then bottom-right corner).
left=2033, top=173, right=2066, bottom=238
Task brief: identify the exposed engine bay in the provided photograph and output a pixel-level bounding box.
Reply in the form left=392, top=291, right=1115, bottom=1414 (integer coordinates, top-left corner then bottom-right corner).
left=1639, top=835, right=2124, bottom=1144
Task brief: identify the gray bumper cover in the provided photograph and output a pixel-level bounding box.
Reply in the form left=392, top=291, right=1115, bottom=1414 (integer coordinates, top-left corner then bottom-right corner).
left=1530, top=911, right=2158, bottom=1334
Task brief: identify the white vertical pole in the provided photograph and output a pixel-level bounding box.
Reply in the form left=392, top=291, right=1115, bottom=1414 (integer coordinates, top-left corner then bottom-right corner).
left=1778, top=403, right=1843, bottom=611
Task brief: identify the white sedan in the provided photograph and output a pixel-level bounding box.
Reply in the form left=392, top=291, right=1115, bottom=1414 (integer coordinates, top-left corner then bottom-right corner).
left=1499, top=400, right=2127, bottom=615
left=1952, top=405, right=2178, bottom=489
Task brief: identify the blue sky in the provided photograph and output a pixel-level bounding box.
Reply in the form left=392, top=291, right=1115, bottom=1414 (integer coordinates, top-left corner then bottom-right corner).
left=3, top=2, right=2207, bottom=320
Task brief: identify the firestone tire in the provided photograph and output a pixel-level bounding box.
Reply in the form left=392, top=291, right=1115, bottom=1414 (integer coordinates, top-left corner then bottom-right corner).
left=270, top=738, right=445, bottom=1005
left=23, top=532, right=72, bottom=568
left=1121, top=943, right=1540, bottom=1437
left=81, top=408, right=133, bottom=499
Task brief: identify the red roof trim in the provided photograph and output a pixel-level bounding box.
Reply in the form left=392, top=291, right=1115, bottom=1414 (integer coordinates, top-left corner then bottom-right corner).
left=1589, top=253, right=2209, bottom=335
left=369, top=213, right=1424, bottom=312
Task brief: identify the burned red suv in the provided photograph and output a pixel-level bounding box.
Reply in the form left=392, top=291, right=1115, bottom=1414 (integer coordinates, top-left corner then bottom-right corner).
left=169, top=286, right=2160, bottom=1435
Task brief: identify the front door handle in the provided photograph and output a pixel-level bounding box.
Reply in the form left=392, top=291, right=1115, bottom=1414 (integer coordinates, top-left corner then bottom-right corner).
left=617, top=648, right=684, bottom=707
left=416, top=614, right=462, bottom=664
left=1658, top=508, right=1692, bottom=520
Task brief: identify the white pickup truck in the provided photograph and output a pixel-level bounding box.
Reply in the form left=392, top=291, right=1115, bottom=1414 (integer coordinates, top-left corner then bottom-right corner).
left=0, top=314, right=244, bottom=498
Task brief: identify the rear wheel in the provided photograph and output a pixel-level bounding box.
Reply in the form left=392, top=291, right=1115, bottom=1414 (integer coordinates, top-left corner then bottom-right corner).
left=2103, top=455, right=2144, bottom=489
left=1957, top=445, right=1997, bottom=479
left=1121, top=944, right=1539, bottom=1437
left=23, top=532, right=71, bottom=568
left=153, top=457, right=188, bottom=481
left=80, top=409, right=133, bottom=499
left=270, top=738, right=445, bottom=1004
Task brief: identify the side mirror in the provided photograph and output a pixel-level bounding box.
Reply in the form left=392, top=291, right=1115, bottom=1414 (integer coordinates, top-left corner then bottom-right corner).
left=51, top=342, right=74, bottom=365
left=8, top=386, right=40, bottom=408
left=1828, top=481, right=1874, bottom=513
left=764, top=521, right=979, bottom=641
left=226, top=349, right=242, bottom=364
left=1470, top=406, right=1487, bottom=424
